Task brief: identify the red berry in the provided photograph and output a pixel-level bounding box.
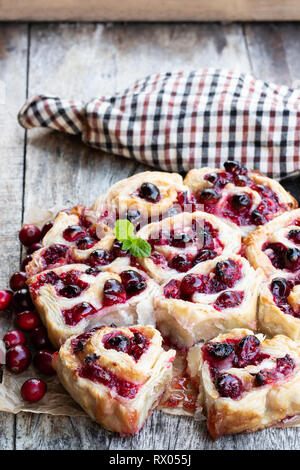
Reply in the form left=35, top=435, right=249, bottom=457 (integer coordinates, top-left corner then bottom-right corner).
left=16, top=310, right=41, bottom=331
left=9, top=272, right=27, bottom=291
left=27, top=243, right=43, bottom=255
left=33, top=349, right=55, bottom=375
left=40, top=221, right=53, bottom=239
left=21, top=378, right=47, bottom=403
left=6, top=345, right=31, bottom=373
left=13, top=288, right=33, bottom=312
left=0, top=290, right=13, bottom=310
left=31, top=326, right=51, bottom=349
left=3, top=330, right=26, bottom=349
left=21, top=255, right=33, bottom=271
left=19, top=224, right=41, bottom=246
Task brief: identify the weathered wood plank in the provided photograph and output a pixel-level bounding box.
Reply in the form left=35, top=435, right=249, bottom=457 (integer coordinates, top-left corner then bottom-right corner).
left=0, top=23, right=28, bottom=450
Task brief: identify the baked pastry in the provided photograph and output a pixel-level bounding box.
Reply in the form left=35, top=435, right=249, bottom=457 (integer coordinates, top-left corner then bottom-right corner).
left=137, top=211, right=241, bottom=283
left=155, top=254, right=262, bottom=348
left=53, top=325, right=176, bottom=435
left=259, top=272, right=300, bottom=341
left=245, top=208, right=300, bottom=277
left=91, top=171, right=192, bottom=227
left=187, top=328, right=300, bottom=439
left=27, top=264, right=159, bottom=348
left=184, top=161, right=297, bottom=237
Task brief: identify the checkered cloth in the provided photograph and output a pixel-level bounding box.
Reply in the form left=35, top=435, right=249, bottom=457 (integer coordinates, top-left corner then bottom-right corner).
left=18, top=69, right=300, bottom=178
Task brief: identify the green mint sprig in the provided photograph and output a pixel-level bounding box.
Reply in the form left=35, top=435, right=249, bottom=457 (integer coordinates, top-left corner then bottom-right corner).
left=114, top=219, right=151, bottom=258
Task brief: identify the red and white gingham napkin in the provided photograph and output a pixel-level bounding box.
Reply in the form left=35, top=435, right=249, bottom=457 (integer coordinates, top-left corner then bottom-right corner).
left=18, top=68, right=300, bottom=178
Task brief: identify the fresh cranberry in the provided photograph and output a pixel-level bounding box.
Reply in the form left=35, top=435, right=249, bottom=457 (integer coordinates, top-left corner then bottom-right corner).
left=89, top=249, right=112, bottom=267
left=215, top=373, right=243, bottom=399
left=103, top=279, right=126, bottom=306
left=76, top=236, right=96, bottom=250
left=271, top=278, right=289, bottom=298
left=21, top=378, right=47, bottom=403
left=120, top=270, right=147, bottom=296
left=31, top=326, right=51, bottom=349
left=6, top=345, right=31, bottom=373
left=104, top=334, right=130, bottom=353
left=21, top=255, right=33, bottom=271
left=3, top=330, right=26, bottom=349
left=193, top=249, right=217, bottom=265
left=206, top=342, right=234, bottom=359
left=63, top=225, right=86, bottom=242
left=251, top=210, right=266, bottom=225
left=33, top=349, right=56, bottom=375
left=16, top=310, right=41, bottom=331
left=138, top=182, right=160, bottom=203
left=223, top=160, right=247, bottom=175
left=231, top=193, right=251, bottom=209
left=58, top=284, right=81, bottom=298
left=168, top=254, right=193, bottom=272
left=0, top=289, right=13, bottom=310
left=164, top=279, right=181, bottom=299
left=284, top=248, right=300, bottom=270
left=214, top=291, right=244, bottom=310
left=234, top=335, right=261, bottom=368
left=27, top=243, right=43, bottom=255
left=40, top=221, right=53, bottom=239
left=288, top=229, right=300, bottom=245
left=19, top=224, right=41, bottom=246
left=198, top=188, right=221, bottom=204
left=215, top=260, right=241, bottom=285
left=10, top=272, right=27, bottom=291
left=13, top=288, right=33, bottom=312
left=180, top=274, right=204, bottom=299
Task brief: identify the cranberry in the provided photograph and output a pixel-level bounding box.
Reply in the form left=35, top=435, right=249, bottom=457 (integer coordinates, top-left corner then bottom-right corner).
left=271, top=278, right=289, bottom=298
left=215, top=373, right=243, bottom=399
left=234, top=335, right=261, bottom=368
left=180, top=274, right=204, bottom=299
left=138, top=182, right=160, bottom=203
left=3, top=330, right=26, bottom=349
left=21, top=255, right=33, bottom=271
left=27, top=243, right=43, bottom=254
left=251, top=210, right=266, bottom=225
left=16, top=310, right=41, bottom=331
left=206, top=342, right=234, bottom=359
left=58, top=284, right=81, bottom=298
left=10, top=272, right=27, bottom=291
left=164, top=279, right=181, bottom=299
left=6, top=344, right=31, bottom=373
left=277, top=354, right=295, bottom=375
left=284, top=248, right=300, bottom=270
left=255, top=354, right=295, bottom=386
left=0, top=289, right=13, bottom=310
left=43, top=244, right=68, bottom=266
left=215, top=260, right=240, bottom=284
left=13, top=288, right=33, bottom=312
left=231, top=193, right=251, bottom=209
left=234, top=175, right=249, bottom=186
left=214, top=291, right=244, bottom=310
left=198, top=188, right=221, bottom=204
left=105, top=334, right=130, bottom=353
left=103, top=279, right=126, bottom=306
left=150, top=251, right=167, bottom=267
left=224, top=160, right=247, bottom=175
left=89, top=249, right=112, bottom=267
left=85, top=267, right=102, bottom=276
left=19, top=224, right=41, bottom=246
left=111, top=240, right=129, bottom=258
left=21, top=378, right=47, bottom=403
left=171, top=232, right=194, bottom=248
left=63, top=225, right=86, bottom=242
left=206, top=172, right=219, bottom=184
left=31, top=326, right=51, bottom=349
left=288, top=229, right=300, bottom=245
left=40, top=221, right=53, bottom=239
left=168, top=254, right=193, bottom=272
left=127, top=210, right=141, bottom=223
left=193, top=249, right=217, bottom=265
left=62, top=302, right=97, bottom=326
left=33, top=349, right=56, bottom=375
left=76, top=236, right=96, bottom=250
left=120, top=270, right=147, bottom=296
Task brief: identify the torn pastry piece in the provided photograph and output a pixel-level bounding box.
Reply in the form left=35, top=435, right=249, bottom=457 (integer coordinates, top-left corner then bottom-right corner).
left=245, top=208, right=300, bottom=277
left=155, top=254, right=262, bottom=348
left=27, top=264, right=159, bottom=348
left=137, top=211, right=241, bottom=283
left=184, top=161, right=297, bottom=237
left=259, top=272, right=300, bottom=342
left=91, top=171, right=193, bottom=229
left=187, top=328, right=300, bottom=439
left=52, top=325, right=176, bottom=435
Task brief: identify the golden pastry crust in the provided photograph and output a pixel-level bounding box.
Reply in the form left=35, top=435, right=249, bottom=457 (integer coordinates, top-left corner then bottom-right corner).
left=244, top=208, right=300, bottom=277
left=188, top=328, right=300, bottom=439
left=92, top=171, right=189, bottom=219
left=52, top=325, right=176, bottom=435
left=27, top=264, right=159, bottom=348
left=184, top=167, right=297, bottom=237
left=136, top=211, right=241, bottom=283
left=155, top=254, right=262, bottom=348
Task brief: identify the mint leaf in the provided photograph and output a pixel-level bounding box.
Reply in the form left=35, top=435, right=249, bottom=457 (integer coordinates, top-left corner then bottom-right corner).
left=115, top=219, right=135, bottom=241
left=130, top=238, right=151, bottom=258
left=122, top=239, right=133, bottom=251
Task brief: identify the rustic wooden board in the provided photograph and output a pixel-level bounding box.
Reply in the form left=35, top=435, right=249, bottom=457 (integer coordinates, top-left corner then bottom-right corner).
left=1, top=21, right=300, bottom=449
left=1, top=0, right=300, bottom=22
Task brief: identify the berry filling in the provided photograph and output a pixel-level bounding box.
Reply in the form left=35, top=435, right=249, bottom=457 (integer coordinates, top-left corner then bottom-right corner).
left=103, top=328, right=150, bottom=361
left=63, top=225, right=87, bottom=242
left=255, top=354, right=295, bottom=386
left=62, top=302, right=97, bottom=326
left=42, top=244, right=69, bottom=268
left=263, top=242, right=300, bottom=271
left=30, top=269, right=89, bottom=299
left=103, top=279, right=127, bottom=306
left=214, top=291, right=244, bottom=310
left=120, top=270, right=147, bottom=297
left=270, top=274, right=300, bottom=318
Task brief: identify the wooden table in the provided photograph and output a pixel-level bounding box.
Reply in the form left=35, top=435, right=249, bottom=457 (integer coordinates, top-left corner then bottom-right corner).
left=1, top=21, right=300, bottom=450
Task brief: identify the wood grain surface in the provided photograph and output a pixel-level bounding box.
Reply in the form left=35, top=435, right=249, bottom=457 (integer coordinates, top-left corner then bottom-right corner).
left=1, top=21, right=300, bottom=449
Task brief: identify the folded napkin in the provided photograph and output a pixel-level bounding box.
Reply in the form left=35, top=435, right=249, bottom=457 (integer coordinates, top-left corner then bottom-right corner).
left=18, top=69, right=300, bottom=178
